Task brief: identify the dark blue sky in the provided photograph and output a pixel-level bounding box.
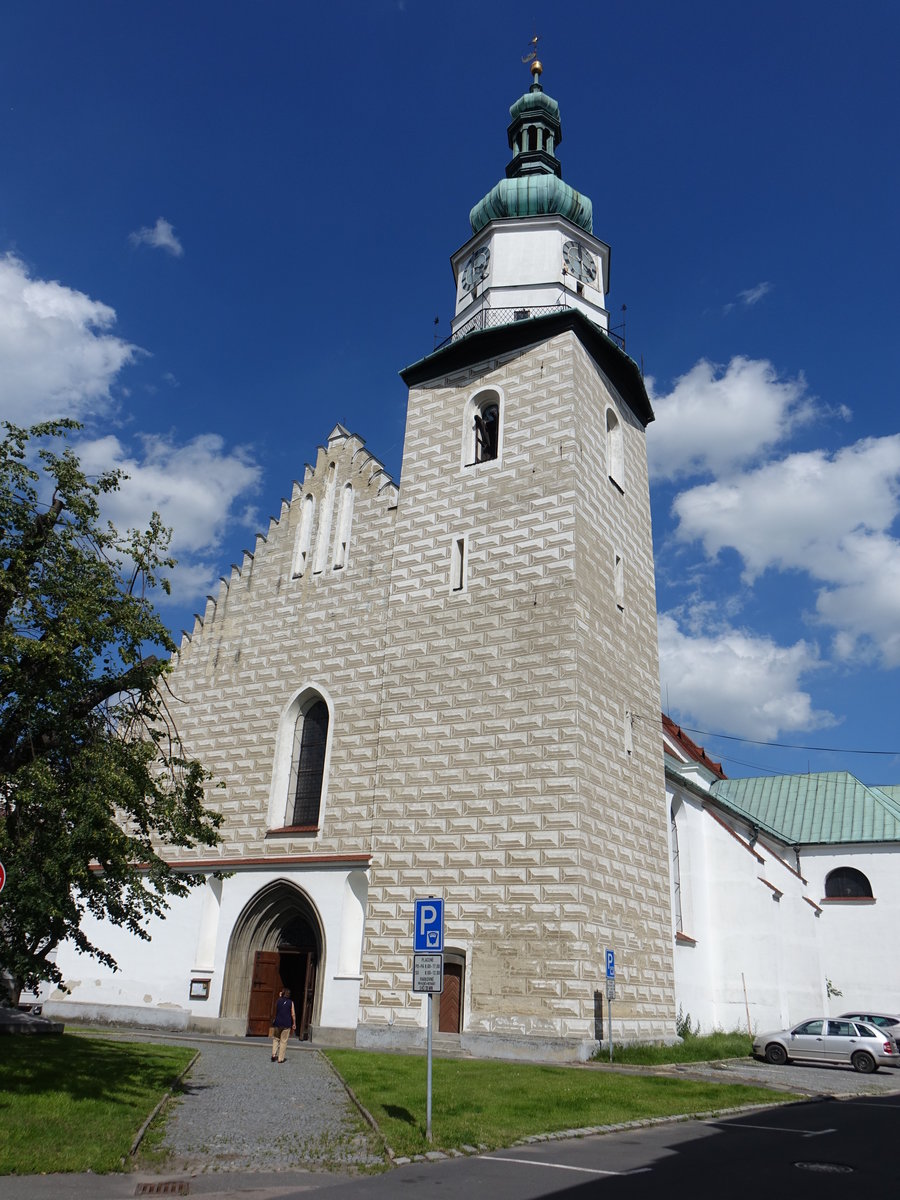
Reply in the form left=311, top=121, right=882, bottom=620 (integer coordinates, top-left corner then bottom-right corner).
left=2, top=1, right=898, bottom=781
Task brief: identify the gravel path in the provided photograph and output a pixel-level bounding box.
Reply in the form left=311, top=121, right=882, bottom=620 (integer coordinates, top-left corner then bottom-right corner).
left=663, top=1056, right=900, bottom=1096
left=157, top=1039, right=384, bottom=1174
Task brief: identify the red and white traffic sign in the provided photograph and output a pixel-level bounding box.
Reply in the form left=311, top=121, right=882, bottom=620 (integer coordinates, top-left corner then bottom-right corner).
left=0, top=861, right=5, bottom=894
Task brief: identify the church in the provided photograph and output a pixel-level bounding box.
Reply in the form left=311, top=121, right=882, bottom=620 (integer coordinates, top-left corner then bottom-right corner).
left=46, top=60, right=900, bottom=1057
left=46, top=59, right=676, bottom=1060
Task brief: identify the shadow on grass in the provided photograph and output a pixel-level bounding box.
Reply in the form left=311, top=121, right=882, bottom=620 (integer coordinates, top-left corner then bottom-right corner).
left=383, top=1104, right=417, bottom=1124
left=0, top=1035, right=190, bottom=1106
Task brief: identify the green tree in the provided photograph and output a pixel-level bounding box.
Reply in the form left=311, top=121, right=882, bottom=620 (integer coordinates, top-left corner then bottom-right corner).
left=0, top=421, right=221, bottom=1004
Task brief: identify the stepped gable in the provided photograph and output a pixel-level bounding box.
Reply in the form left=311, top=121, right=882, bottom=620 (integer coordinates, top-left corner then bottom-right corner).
left=177, top=424, right=399, bottom=652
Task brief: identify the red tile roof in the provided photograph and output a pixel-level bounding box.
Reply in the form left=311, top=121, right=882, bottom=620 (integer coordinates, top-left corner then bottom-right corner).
left=662, top=713, right=727, bottom=779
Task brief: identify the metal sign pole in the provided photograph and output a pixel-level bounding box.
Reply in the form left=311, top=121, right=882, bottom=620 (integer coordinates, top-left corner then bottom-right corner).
left=426, top=991, right=433, bottom=1142
left=608, top=998, right=613, bottom=1063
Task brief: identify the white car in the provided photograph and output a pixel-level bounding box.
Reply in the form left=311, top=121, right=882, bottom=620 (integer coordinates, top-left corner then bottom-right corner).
left=753, top=1018, right=898, bottom=1073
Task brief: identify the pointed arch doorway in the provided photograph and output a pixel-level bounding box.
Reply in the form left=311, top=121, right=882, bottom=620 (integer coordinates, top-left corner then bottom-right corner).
left=221, top=881, right=322, bottom=1040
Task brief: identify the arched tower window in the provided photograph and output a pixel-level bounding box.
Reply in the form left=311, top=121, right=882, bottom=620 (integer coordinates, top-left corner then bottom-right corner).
left=824, top=867, right=873, bottom=898
left=475, top=403, right=499, bottom=462
left=289, top=697, right=329, bottom=828
left=606, top=407, right=624, bottom=489
left=464, top=388, right=503, bottom=467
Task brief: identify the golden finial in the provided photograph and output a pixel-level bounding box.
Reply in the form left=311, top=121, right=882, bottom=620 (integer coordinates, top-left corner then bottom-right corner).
left=522, top=34, right=542, bottom=82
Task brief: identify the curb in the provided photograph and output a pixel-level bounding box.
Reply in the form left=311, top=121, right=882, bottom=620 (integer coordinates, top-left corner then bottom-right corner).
left=317, top=1049, right=396, bottom=1164
left=126, top=1049, right=201, bottom=1163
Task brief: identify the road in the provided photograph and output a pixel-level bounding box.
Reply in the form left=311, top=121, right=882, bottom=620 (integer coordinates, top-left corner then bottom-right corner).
left=306, top=1091, right=900, bottom=1199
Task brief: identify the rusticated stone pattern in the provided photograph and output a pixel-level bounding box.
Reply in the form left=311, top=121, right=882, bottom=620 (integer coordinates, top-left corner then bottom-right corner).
left=360, top=330, right=675, bottom=1043
left=168, top=428, right=398, bottom=859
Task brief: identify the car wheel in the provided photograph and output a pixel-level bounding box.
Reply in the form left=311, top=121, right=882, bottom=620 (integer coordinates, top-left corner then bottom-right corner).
left=851, top=1051, right=877, bottom=1074
left=765, top=1043, right=788, bottom=1065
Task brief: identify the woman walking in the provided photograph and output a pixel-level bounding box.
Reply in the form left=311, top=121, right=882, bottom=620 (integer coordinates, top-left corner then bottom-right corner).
left=270, top=988, right=296, bottom=1063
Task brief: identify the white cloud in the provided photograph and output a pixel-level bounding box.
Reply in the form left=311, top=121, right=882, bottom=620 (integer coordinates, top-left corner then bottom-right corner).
left=671, top=435, right=900, bottom=666
left=739, top=281, right=771, bottom=306
left=647, top=356, right=814, bottom=482
left=129, top=217, right=184, bottom=258
left=724, top=281, right=772, bottom=312
left=658, top=612, right=835, bottom=740
left=76, top=432, right=262, bottom=603
left=0, top=252, right=263, bottom=610
left=0, top=253, right=139, bottom=425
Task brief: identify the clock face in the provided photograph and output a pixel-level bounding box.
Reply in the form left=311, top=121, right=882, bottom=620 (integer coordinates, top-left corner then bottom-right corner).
left=461, top=246, right=491, bottom=293
left=563, top=239, right=597, bottom=285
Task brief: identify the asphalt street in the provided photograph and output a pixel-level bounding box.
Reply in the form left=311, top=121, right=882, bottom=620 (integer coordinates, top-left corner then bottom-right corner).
left=4, top=1037, right=900, bottom=1200
left=292, top=1091, right=900, bottom=1200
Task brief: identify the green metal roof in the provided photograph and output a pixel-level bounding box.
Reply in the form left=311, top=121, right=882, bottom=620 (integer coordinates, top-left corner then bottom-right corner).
left=470, top=175, right=592, bottom=234
left=469, top=66, right=592, bottom=235
left=710, top=771, right=900, bottom=845
left=509, top=89, right=560, bottom=122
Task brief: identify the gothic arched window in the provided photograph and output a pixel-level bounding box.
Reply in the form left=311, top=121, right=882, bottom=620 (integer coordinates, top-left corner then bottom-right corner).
left=824, top=867, right=873, bottom=899
left=289, top=697, right=329, bottom=828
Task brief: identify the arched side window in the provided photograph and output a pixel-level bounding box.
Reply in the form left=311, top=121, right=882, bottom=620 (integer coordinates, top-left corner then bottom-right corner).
left=463, top=388, right=503, bottom=468
left=288, top=697, right=329, bottom=828
left=824, top=867, right=873, bottom=898
left=670, top=803, right=683, bottom=933
left=292, top=494, right=315, bottom=578
left=606, top=407, right=624, bottom=489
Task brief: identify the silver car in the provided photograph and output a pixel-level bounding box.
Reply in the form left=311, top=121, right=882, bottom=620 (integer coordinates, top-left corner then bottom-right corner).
left=752, top=1017, right=898, bottom=1073
left=839, top=1011, right=900, bottom=1048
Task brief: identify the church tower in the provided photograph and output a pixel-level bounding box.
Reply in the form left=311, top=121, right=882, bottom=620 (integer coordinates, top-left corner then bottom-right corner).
left=359, top=59, right=676, bottom=1057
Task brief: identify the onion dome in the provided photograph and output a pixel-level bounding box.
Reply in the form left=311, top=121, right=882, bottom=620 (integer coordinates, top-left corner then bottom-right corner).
left=469, top=59, right=593, bottom=235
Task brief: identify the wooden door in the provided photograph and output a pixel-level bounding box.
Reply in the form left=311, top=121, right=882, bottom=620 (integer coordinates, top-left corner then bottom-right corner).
left=298, top=951, right=317, bottom=1040
left=439, top=962, right=462, bottom=1033
left=247, top=951, right=280, bottom=1035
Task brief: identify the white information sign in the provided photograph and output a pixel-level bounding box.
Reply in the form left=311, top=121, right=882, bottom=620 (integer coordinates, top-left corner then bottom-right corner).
left=413, top=953, right=444, bottom=993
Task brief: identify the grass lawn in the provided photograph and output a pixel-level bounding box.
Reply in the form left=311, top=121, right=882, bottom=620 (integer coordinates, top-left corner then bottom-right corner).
left=611, top=1031, right=754, bottom=1065
left=0, top=1034, right=196, bottom=1175
left=325, top=1049, right=789, bottom=1158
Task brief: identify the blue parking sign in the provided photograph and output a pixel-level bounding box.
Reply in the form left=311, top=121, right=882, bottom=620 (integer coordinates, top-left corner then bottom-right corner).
left=605, top=949, right=615, bottom=979
left=414, top=898, right=444, bottom=952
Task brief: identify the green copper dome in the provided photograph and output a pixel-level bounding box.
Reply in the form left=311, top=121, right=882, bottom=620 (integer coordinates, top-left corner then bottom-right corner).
left=470, top=176, right=592, bottom=233
left=469, top=61, right=593, bottom=235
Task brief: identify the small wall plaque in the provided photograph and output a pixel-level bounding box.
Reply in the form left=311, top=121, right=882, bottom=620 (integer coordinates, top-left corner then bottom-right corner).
left=189, top=978, right=210, bottom=1001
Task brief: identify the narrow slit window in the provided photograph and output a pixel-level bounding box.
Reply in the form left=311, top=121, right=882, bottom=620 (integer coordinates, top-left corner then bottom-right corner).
left=451, top=536, right=466, bottom=592
left=606, top=408, right=624, bottom=489
left=614, top=552, right=624, bottom=610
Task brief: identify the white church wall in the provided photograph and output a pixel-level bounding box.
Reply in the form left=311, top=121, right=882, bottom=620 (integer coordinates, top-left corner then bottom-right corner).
left=47, top=865, right=366, bottom=1032
left=671, top=788, right=824, bottom=1035
left=800, top=843, right=900, bottom=1016
left=670, top=770, right=900, bottom=1041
